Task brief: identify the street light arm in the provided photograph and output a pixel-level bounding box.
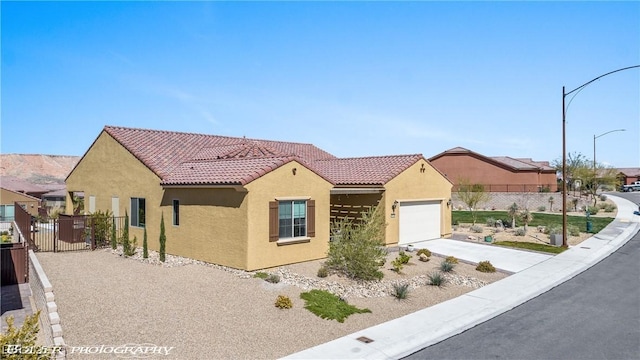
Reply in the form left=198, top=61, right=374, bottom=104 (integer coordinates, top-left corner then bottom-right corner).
left=565, top=65, right=640, bottom=96
left=595, top=128, right=626, bottom=140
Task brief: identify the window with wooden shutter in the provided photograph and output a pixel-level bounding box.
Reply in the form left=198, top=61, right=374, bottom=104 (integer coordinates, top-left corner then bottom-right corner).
left=307, top=200, right=315, bottom=237
left=269, top=201, right=278, bottom=242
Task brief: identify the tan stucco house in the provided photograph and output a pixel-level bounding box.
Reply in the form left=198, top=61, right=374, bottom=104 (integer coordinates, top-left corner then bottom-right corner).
left=66, top=126, right=452, bottom=270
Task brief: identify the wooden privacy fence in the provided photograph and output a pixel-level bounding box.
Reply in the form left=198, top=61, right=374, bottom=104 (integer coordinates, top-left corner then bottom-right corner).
left=1, top=242, right=28, bottom=285
left=14, top=202, right=127, bottom=253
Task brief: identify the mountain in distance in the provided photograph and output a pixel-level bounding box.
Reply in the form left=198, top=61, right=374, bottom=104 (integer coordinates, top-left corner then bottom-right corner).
left=0, top=154, right=80, bottom=184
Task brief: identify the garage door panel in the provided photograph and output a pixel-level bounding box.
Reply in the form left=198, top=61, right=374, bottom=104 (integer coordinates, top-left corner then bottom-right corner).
left=399, top=200, right=441, bottom=245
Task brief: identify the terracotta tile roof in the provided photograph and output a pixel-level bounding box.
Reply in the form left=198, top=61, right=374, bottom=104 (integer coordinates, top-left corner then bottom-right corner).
left=103, top=126, right=335, bottom=179
left=101, top=126, right=426, bottom=187
left=161, top=156, right=300, bottom=186
left=312, top=154, right=424, bottom=186
left=430, top=147, right=555, bottom=172
left=0, top=175, right=47, bottom=194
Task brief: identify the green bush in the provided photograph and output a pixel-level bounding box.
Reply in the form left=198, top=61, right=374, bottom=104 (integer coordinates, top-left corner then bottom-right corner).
left=603, top=203, right=616, bottom=213
left=476, top=261, right=496, bottom=273
left=514, top=227, right=526, bottom=236
left=90, top=210, right=113, bottom=247
left=317, top=266, right=328, bottom=278
left=391, top=283, right=410, bottom=300
left=398, top=251, right=411, bottom=264
left=587, top=206, right=599, bottom=215
left=440, top=260, right=455, bottom=273
left=253, top=272, right=269, bottom=279
left=391, top=257, right=404, bottom=273
left=300, top=290, right=371, bottom=323
left=325, top=206, right=387, bottom=281
left=427, top=272, right=446, bottom=287
left=274, top=295, right=293, bottom=309
left=485, top=217, right=497, bottom=227
left=470, top=225, right=483, bottom=233
left=544, top=224, right=562, bottom=235
left=416, top=248, right=431, bottom=257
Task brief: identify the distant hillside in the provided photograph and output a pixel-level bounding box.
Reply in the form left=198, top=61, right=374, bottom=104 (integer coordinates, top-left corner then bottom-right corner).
left=0, top=154, right=80, bottom=184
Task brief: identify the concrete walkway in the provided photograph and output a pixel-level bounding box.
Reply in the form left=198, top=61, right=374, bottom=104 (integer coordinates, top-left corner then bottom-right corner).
left=284, top=195, right=640, bottom=360
left=410, top=238, right=553, bottom=274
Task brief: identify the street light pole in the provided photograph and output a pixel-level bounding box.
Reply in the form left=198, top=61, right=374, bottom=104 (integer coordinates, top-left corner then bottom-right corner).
left=562, top=65, right=639, bottom=248
left=593, top=129, right=626, bottom=177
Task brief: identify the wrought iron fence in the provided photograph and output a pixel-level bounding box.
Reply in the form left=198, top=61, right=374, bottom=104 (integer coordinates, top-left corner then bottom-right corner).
left=14, top=203, right=127, bottom=252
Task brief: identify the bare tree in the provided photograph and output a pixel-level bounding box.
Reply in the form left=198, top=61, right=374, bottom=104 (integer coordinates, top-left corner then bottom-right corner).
left=457, top=179, right=491, bottom=225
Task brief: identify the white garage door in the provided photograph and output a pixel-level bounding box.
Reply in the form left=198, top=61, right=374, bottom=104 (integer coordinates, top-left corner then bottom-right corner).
left=399, top=200, right=441, bottom=245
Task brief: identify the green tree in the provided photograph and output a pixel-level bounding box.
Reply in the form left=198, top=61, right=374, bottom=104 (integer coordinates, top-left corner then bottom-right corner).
left=457, top=179, right=491, bottom=225
left=574, top=163, right=619, bottom=206
left=143, top=226, right=148, bottom=259
left=159, top=213, right=166, bottom=262
left=325, top=205, right=387, bottom=281
left=552, top=152, right=589, bottom=192
left=110, top=216, right=117, bottom=250
left=121, top=211, right=129, bottom=254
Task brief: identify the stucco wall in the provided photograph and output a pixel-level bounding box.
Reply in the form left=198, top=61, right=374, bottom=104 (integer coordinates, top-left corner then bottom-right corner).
left=0, top=188, right=40, bottom=217
left=244, top=161, right=333, bottom=271
left=384, top=160, right=453, bottom=245
left=66, top=132, right=164, bottom=253
left=430, top=154, right=557, bottom=192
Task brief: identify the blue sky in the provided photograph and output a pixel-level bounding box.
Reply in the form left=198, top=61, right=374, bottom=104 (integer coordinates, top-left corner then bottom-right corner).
left=2, top=1, right=639, bottom=168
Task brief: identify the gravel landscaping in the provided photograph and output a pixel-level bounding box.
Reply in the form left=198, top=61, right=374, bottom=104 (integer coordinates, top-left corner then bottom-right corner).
left=36, top=247, right=506, bottom=359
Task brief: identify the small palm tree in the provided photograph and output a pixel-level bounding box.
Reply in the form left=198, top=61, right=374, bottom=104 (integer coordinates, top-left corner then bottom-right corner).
left=548, top=196, right=554, bottom=212
left=507, top=203, right=519, bottom=228
left=519, top=209, right=533, bottom=233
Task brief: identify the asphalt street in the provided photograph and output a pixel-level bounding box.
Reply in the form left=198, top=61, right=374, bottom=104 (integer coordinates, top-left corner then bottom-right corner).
left=406, top=193, right=640, bottom=360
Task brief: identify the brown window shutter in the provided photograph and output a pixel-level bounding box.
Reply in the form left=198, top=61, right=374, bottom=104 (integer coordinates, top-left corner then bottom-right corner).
left=307, top=200, right=315, bottom=237
left=269, top=201, right=279, bottom=242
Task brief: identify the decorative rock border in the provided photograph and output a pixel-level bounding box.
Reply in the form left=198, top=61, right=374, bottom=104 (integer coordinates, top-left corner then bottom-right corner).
left=29, top=250, right=65, bottom=359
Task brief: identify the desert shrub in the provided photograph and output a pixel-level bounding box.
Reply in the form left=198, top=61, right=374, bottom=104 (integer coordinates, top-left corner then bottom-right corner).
left=266, top=274, right=281, bottom=284
left=514, top=227, right=526, bottom=236
left=253, top=272, right=269, bottom=279
left=416, top=248, right=431, bottom=257
left=391, top=257, right=404, bottom=273
left=537, top=206, right=546, bottom=212
left=544, top=224, right=562, bottom=235
left=445, top=256, right=458, bottom=264
left=599, top=194, right=607, bottom=202
left=427, top=272, right=446, bottom=287
left=391, top=283, right=410, bottom=300
left=326, top=206, right=387, bottom=281
left=317, top=266, right=329, bottom=278
left=470, top=225, right=483, bottom=233
left=571, top=198, right=579, bottom=211
left=90, top=210, right=113, bottom=247
left=440, top=260, right=455, bottom=273
left=485, top=217, right=497, bottom=227
left=603, top=203, right=616, bottom=212
left=274, top=295, right=293, bottom=309
left=476, top=261, right=496, bottom=273
left=586, top=206, right=599, bottom=215
left=123, top=235, right=137, bottom=257
left=300, top=290, right=371, bottom=323
left=0, top=312, right=52, bottom=360
left=398, top=251, right=411, bottom=264
left=568, top=225, right=580, bottom=237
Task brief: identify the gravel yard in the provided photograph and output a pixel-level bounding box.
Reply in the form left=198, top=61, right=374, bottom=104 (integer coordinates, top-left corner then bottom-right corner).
left=36, top=247, right=506, bottom=360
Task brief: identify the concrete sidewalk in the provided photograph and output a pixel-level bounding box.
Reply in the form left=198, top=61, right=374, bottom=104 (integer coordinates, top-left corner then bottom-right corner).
left=283, top=195, right=640, bottom=360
